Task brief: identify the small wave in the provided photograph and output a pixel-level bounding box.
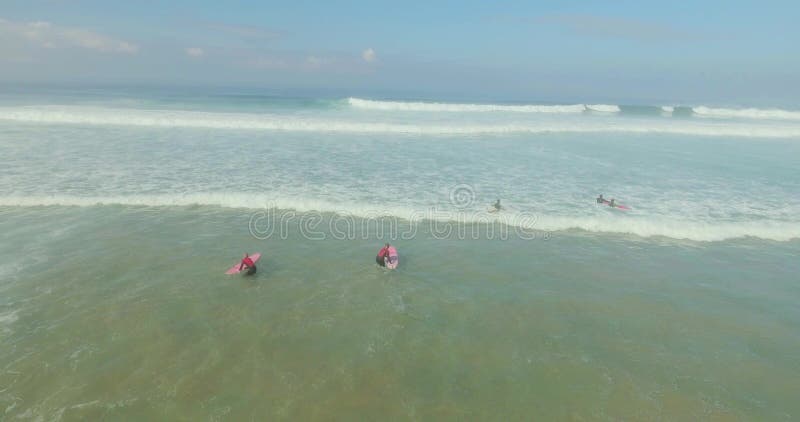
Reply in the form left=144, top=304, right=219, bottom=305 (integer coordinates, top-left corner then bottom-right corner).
left=585, top=104, right=620, bottom=113
left=531, top=215, right=800, bottom=243
left=2, top=194, right=798, bottom=242
left=347, top=97, right=586, bottom=113
left=2, top=105, right=799, bottom=138
left=693, top=106, right=800, bottom=120
left=661, top=106, right=675, bottom=114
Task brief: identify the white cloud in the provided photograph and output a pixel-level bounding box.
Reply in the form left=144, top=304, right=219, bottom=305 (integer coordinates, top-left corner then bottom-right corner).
left=0, top=18, right=139, bottom=54
left=186, top=47, right=205, bottom=58
left=362, top=48, right=376, bottom=63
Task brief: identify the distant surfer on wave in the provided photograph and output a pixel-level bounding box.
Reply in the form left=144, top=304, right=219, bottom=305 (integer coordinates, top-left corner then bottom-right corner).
left=239, top=253, right=257, bottom=275
left=597, top=194, right=616, bottom=207
left=597, top=195, right=628, bottom=210
left=490, top=199, right=503, bottom=213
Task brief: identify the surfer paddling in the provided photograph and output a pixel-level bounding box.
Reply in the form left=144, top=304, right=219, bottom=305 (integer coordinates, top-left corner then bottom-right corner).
left=597, top=194, right=629, bottom=210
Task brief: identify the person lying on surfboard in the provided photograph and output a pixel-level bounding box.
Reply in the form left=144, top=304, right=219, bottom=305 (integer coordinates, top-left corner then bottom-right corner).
left=598, top=195, right=630, bottom=210
left=376, top=243, right=390, bottom=267
left=239, top=253, right=257, bottom=275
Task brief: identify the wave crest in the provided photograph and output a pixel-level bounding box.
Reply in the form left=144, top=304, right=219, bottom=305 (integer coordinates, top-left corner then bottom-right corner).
left=1, top=194, right=798, bottom=242
left=585, top=104, right=620, bottom=113
left=347, top=97, right=587, bottom=113
left=2, top=105, right=799, bottom=138
left=693, top=106, right=800, bottom=120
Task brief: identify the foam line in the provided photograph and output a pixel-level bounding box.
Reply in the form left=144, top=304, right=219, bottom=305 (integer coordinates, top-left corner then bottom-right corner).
left=2, top=194, right=798, bottom=242
left=2, top=106, right=799, bottom=138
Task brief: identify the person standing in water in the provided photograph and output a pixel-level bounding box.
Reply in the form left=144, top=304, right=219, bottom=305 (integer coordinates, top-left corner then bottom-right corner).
left=376, top=243, right=390, bottom=267
left=239, top=253, right=256, bottom=275
left=609, top=198, right=616, bottom=208
left=597, top=194, right=606, bottom=204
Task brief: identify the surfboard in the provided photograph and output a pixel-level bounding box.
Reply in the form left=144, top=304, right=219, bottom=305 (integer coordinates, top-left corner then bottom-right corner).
left=225, top=253, right=261, bottom=275
left=385, top=247, right=399, bottom=269
left=600, top=200, right=630, bottom=211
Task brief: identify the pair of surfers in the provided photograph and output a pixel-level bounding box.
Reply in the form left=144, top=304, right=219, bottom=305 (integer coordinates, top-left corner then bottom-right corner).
left=596, top=194, right=617, bottom=208
left=375, top=243, right=399, bottom=268
left=236, top=244, right=399, bottom=275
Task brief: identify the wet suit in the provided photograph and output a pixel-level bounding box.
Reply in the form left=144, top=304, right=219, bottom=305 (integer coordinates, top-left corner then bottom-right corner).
left=239, top=256, right=256, bottom=275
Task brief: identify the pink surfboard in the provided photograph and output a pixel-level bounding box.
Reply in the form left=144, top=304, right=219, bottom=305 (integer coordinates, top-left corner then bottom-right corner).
left=225, top=253, right=261, bottom=274
left=385, top=247, right=399, bottom=269
left=601, top=200, right=630, bottom=211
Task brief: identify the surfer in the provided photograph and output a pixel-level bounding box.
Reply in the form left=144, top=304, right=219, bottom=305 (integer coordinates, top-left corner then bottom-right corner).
left=597, top=194, right=606, bottom=204
left=239, top=253, right=257, bottom=275
left=376, top=243, right=390, bottom=267
left=492, top=199, right=503, bottom=212
left=385, top=245, right=399, bottom=269
left=609, top=198, right=616, bottom=208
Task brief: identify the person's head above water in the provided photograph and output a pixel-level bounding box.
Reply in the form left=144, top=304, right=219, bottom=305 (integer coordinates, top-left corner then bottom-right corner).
left=243, top=253, right=249, bottom=258
left=385, top=243, right=390, bottom=248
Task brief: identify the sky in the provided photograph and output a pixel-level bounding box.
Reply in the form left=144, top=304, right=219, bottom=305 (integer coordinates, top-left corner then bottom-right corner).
left=1, top=0, right=799, bottom=104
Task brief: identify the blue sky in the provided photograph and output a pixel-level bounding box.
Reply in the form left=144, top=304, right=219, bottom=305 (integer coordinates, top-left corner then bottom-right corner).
left=1, top=0, right=798, bottom=103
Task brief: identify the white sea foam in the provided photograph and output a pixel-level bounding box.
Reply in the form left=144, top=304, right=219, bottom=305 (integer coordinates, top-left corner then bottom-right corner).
left=0, top=310, right=19, bottom=334
left=693, top=106, right=800, bottom=120
left=1, top=105, right=799, bottom=138
left=1, top=194, right=798, bottom=242
left=0, top=310, right=19, bottom=325
left=347, top=97, right=587, bottom=113
left=661, top=106, right=675, bottom=114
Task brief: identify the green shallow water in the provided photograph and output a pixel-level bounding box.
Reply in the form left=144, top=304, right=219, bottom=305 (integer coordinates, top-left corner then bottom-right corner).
left=1, top=206, right=799, bottom=420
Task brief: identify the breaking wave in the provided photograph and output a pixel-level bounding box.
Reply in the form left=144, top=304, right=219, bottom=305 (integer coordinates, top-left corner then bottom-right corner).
left=692, top=106, right=800, bottom=120
left=347, top=97, right=587, bottom=113
left=1, top=194, right=798, bottom=242
left=2, top=105, right=799, bottom=138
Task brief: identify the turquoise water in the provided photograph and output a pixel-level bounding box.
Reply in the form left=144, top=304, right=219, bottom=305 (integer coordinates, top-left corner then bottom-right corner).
left=1, top=89, right=800, bottom=419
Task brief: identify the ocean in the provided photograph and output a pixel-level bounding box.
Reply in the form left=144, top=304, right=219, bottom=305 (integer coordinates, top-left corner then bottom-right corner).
left=1, top=87, right=799, bottom=419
